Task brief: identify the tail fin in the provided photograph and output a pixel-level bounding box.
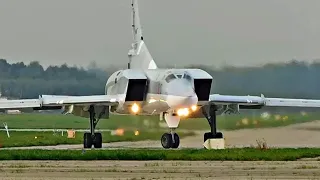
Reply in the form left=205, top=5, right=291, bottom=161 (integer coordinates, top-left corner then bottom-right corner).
left=128, top=0, right=157, bottom=70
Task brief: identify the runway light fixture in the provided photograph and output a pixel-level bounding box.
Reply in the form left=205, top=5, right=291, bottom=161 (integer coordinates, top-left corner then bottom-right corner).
left=115, top=128, right=124, bottom=136
left=131, top=103, right=140, bottom=114
left=134, top=130, right=139, bottom=136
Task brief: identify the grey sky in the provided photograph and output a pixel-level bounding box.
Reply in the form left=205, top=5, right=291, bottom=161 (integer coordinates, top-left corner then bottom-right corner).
left=0, top=0, right=320, bottom=69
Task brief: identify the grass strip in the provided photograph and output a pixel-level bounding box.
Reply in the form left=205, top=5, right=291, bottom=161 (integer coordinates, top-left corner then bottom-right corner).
left=0, top=148, right=320, bottom=161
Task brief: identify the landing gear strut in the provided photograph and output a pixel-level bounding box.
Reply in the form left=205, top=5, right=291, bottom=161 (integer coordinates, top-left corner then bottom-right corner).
left=161, top=129, right=180, bottom=149
left=83, top=105, right=102, bottom=148
left=202, top=104, right=223, bottom=142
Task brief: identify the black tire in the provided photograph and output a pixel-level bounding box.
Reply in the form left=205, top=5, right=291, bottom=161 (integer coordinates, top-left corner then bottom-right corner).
left=216, top=132, right=223, bottom=138
left=171, top=133, right=180, bottom=149
left=204, top=132, right=212, bottom=142
left=204, top=132, right=223, bottom=142
left=93, top=132, right=102, bottom=148
left=83, top=133, right=93, bottom=148
left=161, top=133, right=173, bottom=149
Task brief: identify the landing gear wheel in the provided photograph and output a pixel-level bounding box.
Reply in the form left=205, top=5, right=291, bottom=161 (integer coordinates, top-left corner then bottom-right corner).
left=161, top=133, right=180, bottom=149
left=161, top=133, right=172, bottom=149
left=93, top=132, right=102, bottom=148
left=204, top=132, right=223, bottom=142
left=171, top=133, right=180, bottom=149
left=83, top=133, right=93, bottom=148
left=84, top=105, right=105, bottom=149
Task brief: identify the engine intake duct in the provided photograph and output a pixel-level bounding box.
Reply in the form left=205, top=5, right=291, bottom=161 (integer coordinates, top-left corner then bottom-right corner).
left=125, top=79, right=147, bottom=101
left=194, top=79, right=212, bottom=101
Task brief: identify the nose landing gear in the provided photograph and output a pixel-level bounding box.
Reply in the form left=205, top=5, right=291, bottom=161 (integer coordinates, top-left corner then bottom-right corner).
left=161, top=129, right=180, bottom=149
left=161, top=112, right=181, bottom=149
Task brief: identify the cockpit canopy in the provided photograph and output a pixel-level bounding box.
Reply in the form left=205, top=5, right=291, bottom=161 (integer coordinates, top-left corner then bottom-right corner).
left=165, top=72, right=193, bottom=83
left=165, top=74, right=176, bottom=83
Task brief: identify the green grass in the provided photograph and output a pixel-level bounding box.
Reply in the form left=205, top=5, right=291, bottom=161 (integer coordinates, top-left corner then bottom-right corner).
left=0, top=112, right=318, bottom=131
left=0, top=148, right=320, bottom=161
left=0, top=113, right=157, bottom=130
left=0, top=131, right=195, bottom=148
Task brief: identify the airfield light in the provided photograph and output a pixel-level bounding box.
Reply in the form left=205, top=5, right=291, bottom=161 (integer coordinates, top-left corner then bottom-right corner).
left=116, top=128, right=124, bottom=136
left=131, top=103, right=140, bottom=114
left=134, top=130, right=139, bottom=136
left=191, top=105, right=197, bottom=111
left=110, top=128, right=124, bottom=136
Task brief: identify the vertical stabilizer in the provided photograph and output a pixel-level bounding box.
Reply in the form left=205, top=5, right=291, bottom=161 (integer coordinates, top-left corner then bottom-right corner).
left=128, top=0, right=157, bottom=70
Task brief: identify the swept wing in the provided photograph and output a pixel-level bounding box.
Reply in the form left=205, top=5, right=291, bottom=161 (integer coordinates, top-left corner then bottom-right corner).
left=209, top=94, right=320, bottom=108
left=0, top=95, right=121, bottom=110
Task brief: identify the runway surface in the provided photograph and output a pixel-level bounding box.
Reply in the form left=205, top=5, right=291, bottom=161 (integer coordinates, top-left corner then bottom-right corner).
left=1, top=160, right=320, bottom=179
left=2, top=120, right=320, bottom=150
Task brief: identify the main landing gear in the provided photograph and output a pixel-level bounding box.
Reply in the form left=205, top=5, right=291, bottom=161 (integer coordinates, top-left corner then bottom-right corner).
left=202, top=104, right=223, bottom=142
left=161, top=129, right=180, bottom=149
left=83, top=105, right=103, bottom=148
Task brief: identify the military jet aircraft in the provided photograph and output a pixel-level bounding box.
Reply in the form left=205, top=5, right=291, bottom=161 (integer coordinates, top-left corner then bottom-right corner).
left=2, top=0, right=320, bottom=149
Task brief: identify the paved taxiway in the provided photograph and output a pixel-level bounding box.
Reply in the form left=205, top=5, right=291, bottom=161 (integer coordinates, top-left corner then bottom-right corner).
left=1, top=160, right=320, bottom=179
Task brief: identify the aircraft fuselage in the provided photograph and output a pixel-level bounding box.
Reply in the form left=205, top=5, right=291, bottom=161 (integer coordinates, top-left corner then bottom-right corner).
left=105, top=68, right=213, bottom=116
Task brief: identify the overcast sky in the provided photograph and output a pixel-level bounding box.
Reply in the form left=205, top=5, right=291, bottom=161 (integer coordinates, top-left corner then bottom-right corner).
left=0, top=0, right=320, bottom=69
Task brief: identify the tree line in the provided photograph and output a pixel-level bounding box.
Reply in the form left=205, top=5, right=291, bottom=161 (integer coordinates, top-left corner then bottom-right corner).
left=0, top=59, right=108, bottom=98
left=1, top=59, right=320, bottom=102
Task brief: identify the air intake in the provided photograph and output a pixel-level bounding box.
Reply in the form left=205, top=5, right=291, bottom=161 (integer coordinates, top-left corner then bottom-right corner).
left=194, top=79, right=212, bottom=101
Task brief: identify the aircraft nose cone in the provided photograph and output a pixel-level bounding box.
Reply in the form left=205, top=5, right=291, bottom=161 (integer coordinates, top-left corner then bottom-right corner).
left=184, top=94, right=198, bottom=106
left=167, top=79, right=194, bottom=96
left=166, top=79, right=198, bottom=108
left=167, top=93, right=198, bottom=109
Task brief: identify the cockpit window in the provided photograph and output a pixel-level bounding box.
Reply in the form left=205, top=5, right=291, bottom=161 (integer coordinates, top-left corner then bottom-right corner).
left=165, top=74, right=176, bottom=83
left=177, top=75, right=182, bottom=78
left=183, top=74, right=192, bottom=81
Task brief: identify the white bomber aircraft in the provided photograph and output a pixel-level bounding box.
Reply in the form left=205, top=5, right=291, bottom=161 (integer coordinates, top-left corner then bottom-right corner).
left=2, top=0, right=320, bottom=149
